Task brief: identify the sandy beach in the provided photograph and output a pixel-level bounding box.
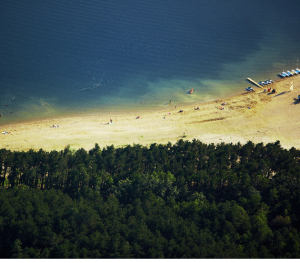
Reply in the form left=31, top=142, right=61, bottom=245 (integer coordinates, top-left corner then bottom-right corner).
left=1, top=75, right=299, bottom=152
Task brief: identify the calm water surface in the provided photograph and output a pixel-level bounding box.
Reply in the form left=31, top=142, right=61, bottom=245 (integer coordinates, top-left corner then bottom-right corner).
left=0, top=0, right=300, bottom=123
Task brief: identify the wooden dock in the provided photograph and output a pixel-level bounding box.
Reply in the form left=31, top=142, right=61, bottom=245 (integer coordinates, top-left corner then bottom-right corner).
left=247, top=78, right=263, bottom=89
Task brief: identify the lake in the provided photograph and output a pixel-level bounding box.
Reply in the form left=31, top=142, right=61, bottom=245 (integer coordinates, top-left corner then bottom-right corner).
left=0, top=0, right=299, bottom=123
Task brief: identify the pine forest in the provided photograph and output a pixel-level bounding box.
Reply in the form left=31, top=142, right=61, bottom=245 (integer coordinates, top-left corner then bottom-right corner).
left=0, top=140, right=300, bottom=258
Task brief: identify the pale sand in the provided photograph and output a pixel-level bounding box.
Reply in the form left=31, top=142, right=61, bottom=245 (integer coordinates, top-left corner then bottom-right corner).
left=1, top=75, right=300, bottom=152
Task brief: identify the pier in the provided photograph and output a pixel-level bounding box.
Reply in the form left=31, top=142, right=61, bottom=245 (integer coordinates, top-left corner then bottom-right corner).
left=247, top=78, right=263, bottom=89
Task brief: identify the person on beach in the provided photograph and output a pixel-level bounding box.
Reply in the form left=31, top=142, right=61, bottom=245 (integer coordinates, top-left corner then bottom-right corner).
left=110, top=119, right=112, bottom=123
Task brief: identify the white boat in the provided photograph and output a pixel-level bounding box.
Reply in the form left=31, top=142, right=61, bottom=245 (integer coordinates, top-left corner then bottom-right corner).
left=279, top=72, right=288, bottom=77
left=291, top=69, right=298, bottom=75
left=286, top=71, right=293, bottom=76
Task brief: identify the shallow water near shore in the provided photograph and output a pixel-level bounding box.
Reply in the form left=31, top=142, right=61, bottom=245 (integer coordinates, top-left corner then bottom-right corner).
left=1, top=0, right=300, bottom=125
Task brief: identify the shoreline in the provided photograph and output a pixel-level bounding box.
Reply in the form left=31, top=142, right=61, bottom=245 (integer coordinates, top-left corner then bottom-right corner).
left=1, top=75, right=299, bottom=152
left=0, top=81, right=245, bottom=126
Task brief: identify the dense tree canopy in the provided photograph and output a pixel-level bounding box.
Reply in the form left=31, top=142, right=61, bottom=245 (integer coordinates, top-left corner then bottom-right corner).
left=0, top=140, right=300, bottom=258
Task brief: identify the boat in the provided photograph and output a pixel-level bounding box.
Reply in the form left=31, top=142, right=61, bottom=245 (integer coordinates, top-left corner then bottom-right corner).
left=279, top=72, right=287, bottom=77
left=246, top=87, right=254, bottom=91
left=291, top=69, right=298, bottom=75
left=189, top=89, right=194, bottom=94
left=283, top=71, right=290, bottom=77
left=295, top=68, right=300, bottom=74
left=286, top=71, right=293, bottom=76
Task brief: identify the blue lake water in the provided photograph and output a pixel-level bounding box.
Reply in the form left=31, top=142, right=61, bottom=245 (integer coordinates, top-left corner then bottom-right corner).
left=0, top=0, right=300, bottom=124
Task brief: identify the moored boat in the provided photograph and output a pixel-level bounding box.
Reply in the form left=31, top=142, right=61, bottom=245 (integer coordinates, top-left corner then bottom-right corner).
left=246, top=87, right=254, bottom=91
left=279, top=72, right=287, bottom=77
left=291, top=70, right=297, bottom=75
left=259, top=79, right=273, bottom=85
